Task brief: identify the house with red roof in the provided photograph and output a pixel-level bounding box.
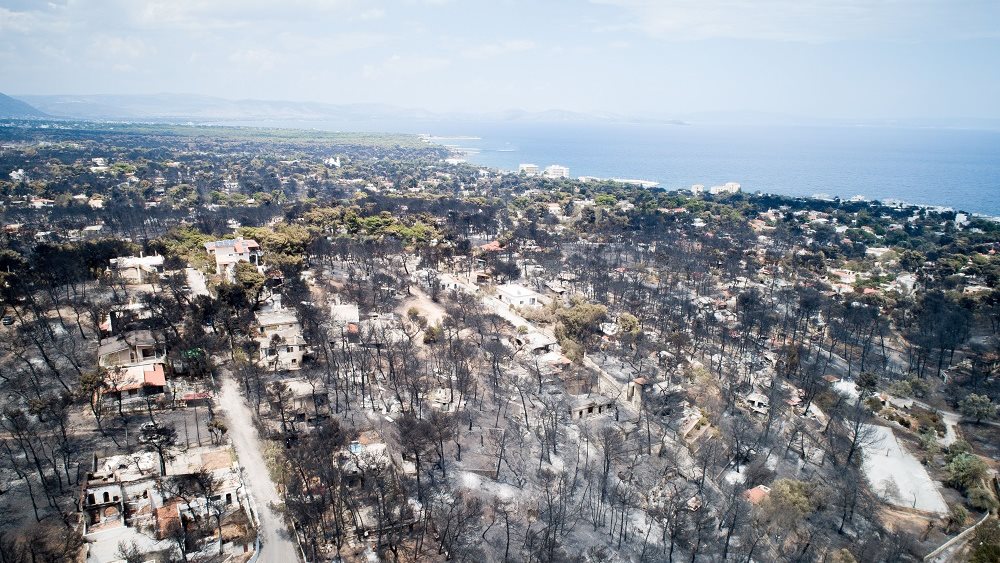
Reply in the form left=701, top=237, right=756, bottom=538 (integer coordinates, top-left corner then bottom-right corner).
left=97, top=330, right=170, bottom=409
left=204, top=236, right=262, bottom=280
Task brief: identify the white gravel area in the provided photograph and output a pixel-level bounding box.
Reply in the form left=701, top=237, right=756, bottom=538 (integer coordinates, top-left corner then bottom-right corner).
left=862, top=424, right=947, bottom=514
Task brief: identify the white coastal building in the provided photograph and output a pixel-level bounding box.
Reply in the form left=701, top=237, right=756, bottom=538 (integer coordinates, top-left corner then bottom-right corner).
left=543, top=165, right=570, bottom=179
left=709, top=182, right=741, bottom=195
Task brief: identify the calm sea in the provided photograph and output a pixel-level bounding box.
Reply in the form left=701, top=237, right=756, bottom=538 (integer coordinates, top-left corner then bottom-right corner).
left=433, top=122, right=1000, bottom=217
left=228, top=119, right=1000, bottom=216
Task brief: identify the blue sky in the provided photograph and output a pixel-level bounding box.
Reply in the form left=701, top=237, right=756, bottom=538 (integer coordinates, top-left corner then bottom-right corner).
left=2, top=0, right=999, bottom=119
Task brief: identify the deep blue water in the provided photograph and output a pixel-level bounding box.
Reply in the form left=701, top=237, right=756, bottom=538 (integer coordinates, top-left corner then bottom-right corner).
left=433, top=122, right=1000, bottom=216
left=226, top=119, right=1000, bottom=216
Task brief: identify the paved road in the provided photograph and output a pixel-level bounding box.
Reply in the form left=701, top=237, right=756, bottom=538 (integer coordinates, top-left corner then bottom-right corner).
left=218, top=371, right=299, bottom=563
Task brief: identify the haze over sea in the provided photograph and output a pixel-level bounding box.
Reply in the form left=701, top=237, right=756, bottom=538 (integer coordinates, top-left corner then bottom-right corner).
left=230, top=119, right=1000, bottom=216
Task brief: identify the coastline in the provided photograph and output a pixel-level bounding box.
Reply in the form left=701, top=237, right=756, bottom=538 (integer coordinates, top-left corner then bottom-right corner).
left=428, top=122, right=1000, bottom=217
left=436, top=143, right=1000, bottom=221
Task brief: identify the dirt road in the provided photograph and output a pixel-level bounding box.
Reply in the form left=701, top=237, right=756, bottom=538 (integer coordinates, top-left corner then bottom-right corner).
left=185, top=267, right=210, bottom=297
left=217, top=371, right=299, bottom=563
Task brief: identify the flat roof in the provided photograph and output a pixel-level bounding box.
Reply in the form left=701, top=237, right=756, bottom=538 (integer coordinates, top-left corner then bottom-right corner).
left=108, top=362, right=166, bottom=391
left=110, top=255, right=164, bottom=269
left=98, top=330, right=158, bottom=357
left=205, top=238, right=260, bottom=254
left=256, top=309, right=299, bottom=327
left=496, top=283, right=539, bottom=298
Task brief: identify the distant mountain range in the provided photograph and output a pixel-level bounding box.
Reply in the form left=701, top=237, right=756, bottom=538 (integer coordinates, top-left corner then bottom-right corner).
left=11, top=93, right=682, bottom=127
left=3, top=93, right=998, bottom=131
left=0, top=93, right=47, bottom=118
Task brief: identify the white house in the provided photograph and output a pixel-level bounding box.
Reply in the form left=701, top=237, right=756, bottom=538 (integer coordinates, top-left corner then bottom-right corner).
left=495, top=283, right=541, bottom=307
left=543, top=165, right=570, bottom=179
left=255, top=307, right=307, bottom=371
left=569, top=394, right=615, bottom=420
left=709, top=182, right=741, bottom=195
left=329, top=303, right=361, bottom=327
left=745, top=391, right=770, bottom=414
left=257, top=330, right=308, bottom=371
left=256, top=309, right=301, bottom=338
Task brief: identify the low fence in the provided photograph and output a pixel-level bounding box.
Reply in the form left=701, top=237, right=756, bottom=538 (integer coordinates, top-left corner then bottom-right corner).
left=923, top=512, right=992, bottom=562
left=244, top=535, right=262, bottom=563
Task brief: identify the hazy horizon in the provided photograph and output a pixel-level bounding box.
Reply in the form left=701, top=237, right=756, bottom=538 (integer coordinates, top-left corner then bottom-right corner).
left=3, top=1, right=999, bottom=121
left=10, top=92, right=1000, bottom=127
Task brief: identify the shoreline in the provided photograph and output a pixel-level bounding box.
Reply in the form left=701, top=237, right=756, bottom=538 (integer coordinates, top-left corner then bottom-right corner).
left=437, top=141, right=1000, bottom=220
left=4, top=116, right=996, bottom=219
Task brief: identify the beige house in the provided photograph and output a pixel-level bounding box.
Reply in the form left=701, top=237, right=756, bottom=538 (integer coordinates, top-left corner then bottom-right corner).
left=255, top=308, right=307, bottom=371
left=98, top=330, right=164, bottom=368
left=108, top=255, right=165, bottom=284
left=97, top=330, right=169, bottom=407
left=204, top=237, right=262, bottom=279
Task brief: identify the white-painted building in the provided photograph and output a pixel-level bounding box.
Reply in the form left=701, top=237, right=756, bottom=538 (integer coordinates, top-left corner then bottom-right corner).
left=543, top=165, right=570, bottom=179
left=256, top=307, right=308, bottom=371
left=709, top=182, right=741, bottom=195
left=258, top=330, right=308, bottom=371
left=329, top=302, right=361, bottom=327
left=495, top=283, right=541, bottom=307
left=256, top=309, right=301, bottom=338
left=518, top=163, right=540, bottom=176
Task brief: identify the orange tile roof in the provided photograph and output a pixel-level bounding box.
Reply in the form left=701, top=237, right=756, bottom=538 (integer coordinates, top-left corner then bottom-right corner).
left=744, top=485, right=771, bottom=504
left=154, top=498, right=182, bottom=539
left=114, top=363, right=167, bottom=391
